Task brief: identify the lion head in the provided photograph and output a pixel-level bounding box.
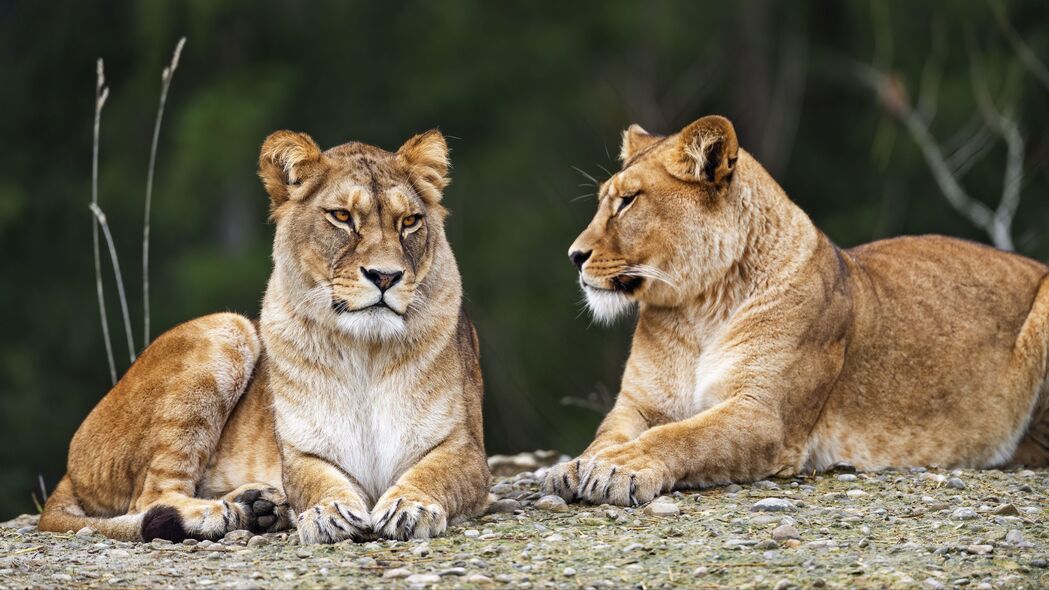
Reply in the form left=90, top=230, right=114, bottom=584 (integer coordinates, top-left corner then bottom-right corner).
left=258, top=129, right=453, bottom=341
left=569, top=115, right=748, bottom=323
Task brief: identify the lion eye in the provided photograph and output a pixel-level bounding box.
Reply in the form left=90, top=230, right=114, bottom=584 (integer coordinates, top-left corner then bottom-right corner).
left=330, top=209, right=352, bottom=224
left=616, top=193, right=638, bottom=214
left=402, top=215, right=421, bottom=229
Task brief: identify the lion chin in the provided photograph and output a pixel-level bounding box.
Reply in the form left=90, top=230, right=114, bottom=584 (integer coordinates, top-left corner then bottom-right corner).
left=334, top=306, right=408, bottom=341
left=582, top=283, right=636, bottom=325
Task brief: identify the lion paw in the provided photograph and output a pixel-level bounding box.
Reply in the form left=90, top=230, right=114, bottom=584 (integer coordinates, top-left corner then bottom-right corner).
left=577, top=443, right=671, bottom=506
left=540, top=458, right=584, bottom=501
left=231, top=486, right=291, bottom=534
left=297, top=500, right=371, bottom=544
left=371, top=490, right=447, bottom=541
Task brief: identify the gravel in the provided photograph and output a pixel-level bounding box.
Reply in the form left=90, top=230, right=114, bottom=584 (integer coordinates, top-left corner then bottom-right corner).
left=1, top=456, right=1046, bottom=588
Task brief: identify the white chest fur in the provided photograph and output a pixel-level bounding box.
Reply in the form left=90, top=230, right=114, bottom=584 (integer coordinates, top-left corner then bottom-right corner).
left=271, top=350, right=454, bottom=503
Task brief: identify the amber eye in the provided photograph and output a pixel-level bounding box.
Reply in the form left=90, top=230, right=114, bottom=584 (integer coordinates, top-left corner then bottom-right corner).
left=402, top=215, right=421, bottom=229
left=330, top=209, right=351, bottom=224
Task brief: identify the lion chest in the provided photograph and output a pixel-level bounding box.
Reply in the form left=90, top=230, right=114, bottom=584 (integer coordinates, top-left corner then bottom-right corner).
left=274, top=362, right=454, bottom=504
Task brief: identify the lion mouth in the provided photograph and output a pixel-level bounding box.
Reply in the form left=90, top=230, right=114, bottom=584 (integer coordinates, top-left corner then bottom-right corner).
left=331, top=298, right=404, bottom=316
left=581, top=275, right=644, bottom=295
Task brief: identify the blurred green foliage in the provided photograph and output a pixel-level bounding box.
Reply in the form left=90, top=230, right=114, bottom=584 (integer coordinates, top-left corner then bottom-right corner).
left=1, top=1, right=1047, bottom=517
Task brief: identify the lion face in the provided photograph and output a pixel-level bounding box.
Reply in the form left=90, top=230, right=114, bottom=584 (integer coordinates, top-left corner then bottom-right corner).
left=569, top=116, right=743, bottom=323
left=259, top=130, right=450, bottom=341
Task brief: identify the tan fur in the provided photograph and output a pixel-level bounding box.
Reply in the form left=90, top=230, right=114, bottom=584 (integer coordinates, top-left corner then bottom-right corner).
left=544, top=115, right=1049, bottom=506
left=40, top=130, right=489, bottom=543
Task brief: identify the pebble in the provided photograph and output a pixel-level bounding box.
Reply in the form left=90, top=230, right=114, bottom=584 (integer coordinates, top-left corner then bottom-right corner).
left=535, top=495, right=569, bottom=512
left=246, top=536, right=269, bottom=548
left=643, top=502, right=680, bottom=517
left=1032, top=558, right=1048, bottom=568
left=772, top=524, right=801, bottom=541
left=693, top=566, right=709, bottom=577
left=925, top=579, right=946, bottom=590
left=75, top=527, right=96, bottom=537
left=837, top=474, right=858, bottom=482
left=411, top=543, right=430, bottom=556
left=383, top=568, right=412, bottom=579
left=724, top=484, right=743, bottom=494
left=16, top=526, right=34, bottom=534
left=756, top=540, right=779, bottom=550
left=774, top=579, right=792, bottom=590
left=563, top=567, right=576, bottom=576
left=294, top=548, right=311, bottom=559
left=463, top=529, right=480, bottom=538
left=1005, top=529, right=1024, bottom=545
left=751, top=498, right=797, bottom=512
left=992, top=503, right=1020, bottom=516
left=622, top=543, right=644, bottom=552
left=439, top=568, right=466, bottom=576
left=405, top=573, right=441, bottom=587
left=490, top=483, right=513, bottom=495
left=945, top=477, right=966, bottom=489
left=466, top=574, right=493, bottom=584
left=846, top=489, right=868, bottom=498
left=965, top=545, right=993, bottom=555
left=951, top=508, right=978, bottom=521
left=486, top=498, right=521, bottom=514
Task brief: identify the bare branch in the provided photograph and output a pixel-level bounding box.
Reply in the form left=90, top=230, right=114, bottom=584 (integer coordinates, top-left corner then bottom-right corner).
left=90, top=203, right=136, bottom=365
left=142, top=37, right=186, bottom=347
left=854, top=62, right=1014, bottom=248
left=92, top=59, right=117, bottom=385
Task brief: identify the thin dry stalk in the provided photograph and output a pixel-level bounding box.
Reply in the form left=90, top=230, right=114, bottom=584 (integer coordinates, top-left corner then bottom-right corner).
left=142, top=37, right=186, bottom=347
left=90, top=203, right=136, bottom=364
left=92, top=59, right=117, bottom=385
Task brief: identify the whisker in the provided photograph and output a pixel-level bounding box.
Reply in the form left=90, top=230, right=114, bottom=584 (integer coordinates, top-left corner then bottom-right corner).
left=570, top=165, right=599, bottom=188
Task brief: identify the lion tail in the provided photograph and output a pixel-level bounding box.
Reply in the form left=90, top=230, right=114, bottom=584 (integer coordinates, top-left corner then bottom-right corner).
left=38, top=475, right=143, bottom=541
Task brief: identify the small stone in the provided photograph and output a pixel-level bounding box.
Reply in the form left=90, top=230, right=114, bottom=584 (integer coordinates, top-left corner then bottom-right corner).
left=756, top=539, right=779, bottom=550
left=1031, top=558, right=1048, bottom=568
left=924, top=579, right=946, bottom=590
left=246, top=535, right=269, bottom=548
left=751, top=498, right=797, bottom=513
left=53, top=573, right=73, bottom=582
left=643, top=502, right=680, bottom=517
left=383, top=568, right=412, bottom=579
left=846, top=489, right=868, bottom=498
left=772, top=524, right=800, bottom=541
left=965, top=544, right=993, bottom=555
left=693, top=566, right=709, bottom=577
left=76, top=526, right=97, bottom=537
left=463, top=529, right=480, bottom=538
left=774, top=579, right=792, bottom=590
left=952, top=508, right=978, bottom=521
left=490, top=483, right=513, bottom=495
left=223, top=529, right=252, bottom=543
left=951, top=579, right=971, bottom=587
left=16, top=526, right=34, bottom=534
left=837, top=474, right=858, bottom=482
left=466, top=574, right=493, bottom=584
left=563, top=567, right=576, bottom=577
left=535, top=495, right=569, bottom=512
left=544, top=533, right=565, bottom=542
left=107, top=549, right=131, bottom=558
left=1005, top=529, right=1024, bottom=545
left=992, top=503, right=1020, bottom=516
left=946, top=478, right=966, bottom=490
left=405, top=573, right=442, bottom=587
left=295, top=548, right=311, bottom=558
left=486, top=498, right=521, bottom=514
left=812, top=579, right=826, bottom=588
left=412, top=543, right=430, bottom=556
left=724, top=484, right=743, bottom=494
left=439, top=568, right=466, bottom=576
left=753, top=480, right=780, bottom=490
left=622, top=543, right=643, bottom=552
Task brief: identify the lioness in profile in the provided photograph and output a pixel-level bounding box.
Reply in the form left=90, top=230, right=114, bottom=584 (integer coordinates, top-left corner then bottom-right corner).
left=40, top=129, right=490, bottom=542
left=544, top=115, right=1049, bottom=506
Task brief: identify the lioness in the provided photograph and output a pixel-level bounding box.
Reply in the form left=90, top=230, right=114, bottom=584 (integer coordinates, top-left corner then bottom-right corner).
left=543, top=115, right=1049, bottom=506
left=40, top=129, right=490, bottom=542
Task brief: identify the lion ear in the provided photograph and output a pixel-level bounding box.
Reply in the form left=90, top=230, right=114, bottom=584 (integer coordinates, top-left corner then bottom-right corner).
left=258, top=130, right=323, bottom=209
left=619, top=124, right=662, bottom=163
left=396, top=129, right=450, bottom=206
left=669, top=115, right=739, bottom=186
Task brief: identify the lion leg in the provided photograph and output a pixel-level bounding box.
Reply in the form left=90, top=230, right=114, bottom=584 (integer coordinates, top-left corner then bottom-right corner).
left=283, top=448, right=372, bottom=544
left=1007, top=275, right=1049, bottom=467
left=44, top=313, right=263, bottom=542
left=576, top=396, right=786, bottom=506
left=541, top=396, right=653, bottom=501
left=371, top=430, right=490, bottom=541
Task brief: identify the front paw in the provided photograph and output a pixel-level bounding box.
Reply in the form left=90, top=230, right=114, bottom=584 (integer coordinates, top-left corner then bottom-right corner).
left=541, top=459, right=584, bottom=501
left=371, top=488, right=448, bottom=541
left=578, top=442, right=672, bottom=506
left=297, top=499, right=371, bottom=544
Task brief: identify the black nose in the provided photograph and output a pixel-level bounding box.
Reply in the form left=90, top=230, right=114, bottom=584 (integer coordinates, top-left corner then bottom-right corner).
left=361, top=267, right=404, bottom=292
left=569, top=250, right=592, bottom=271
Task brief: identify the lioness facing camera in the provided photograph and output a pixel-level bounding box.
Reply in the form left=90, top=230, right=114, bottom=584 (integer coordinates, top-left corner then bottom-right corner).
left=544, top=115, right=1049, bottom=506
left=40, top=129, right=490, bottom=542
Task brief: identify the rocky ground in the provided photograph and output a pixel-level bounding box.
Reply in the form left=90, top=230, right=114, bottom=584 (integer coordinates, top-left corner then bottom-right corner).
left=1, top=453, right=1047, bottom=589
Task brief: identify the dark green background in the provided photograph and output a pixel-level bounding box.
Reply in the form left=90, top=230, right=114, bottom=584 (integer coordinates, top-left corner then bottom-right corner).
left=2, top=1, right=1047, bottom=517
